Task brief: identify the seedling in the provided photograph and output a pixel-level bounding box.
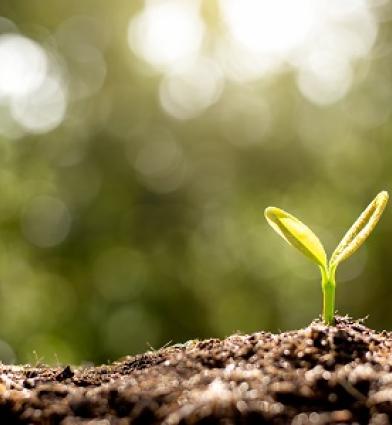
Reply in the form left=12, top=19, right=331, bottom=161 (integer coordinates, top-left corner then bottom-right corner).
left=265, top=191, right=389, bottom=325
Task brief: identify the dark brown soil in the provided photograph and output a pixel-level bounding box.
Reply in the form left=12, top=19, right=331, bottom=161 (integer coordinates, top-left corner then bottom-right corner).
left=1, top=316, right=392, bottom=424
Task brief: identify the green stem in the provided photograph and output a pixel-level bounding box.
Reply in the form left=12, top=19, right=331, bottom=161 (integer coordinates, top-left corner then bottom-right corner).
left=320, top=265, right=336, bottom=325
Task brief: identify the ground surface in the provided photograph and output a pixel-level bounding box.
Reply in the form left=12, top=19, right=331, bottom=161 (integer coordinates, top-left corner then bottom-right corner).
left=1, top=317, right=392, bottom=424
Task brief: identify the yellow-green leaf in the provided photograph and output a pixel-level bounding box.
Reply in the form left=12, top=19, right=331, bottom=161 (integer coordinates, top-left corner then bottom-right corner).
left=265, top=207, right=327, bottom=267
left=330, top=191, right=389, bottom=267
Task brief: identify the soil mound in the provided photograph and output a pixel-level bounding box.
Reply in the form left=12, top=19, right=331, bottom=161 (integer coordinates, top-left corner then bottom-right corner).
left=1, top=316, right=392, bottom=424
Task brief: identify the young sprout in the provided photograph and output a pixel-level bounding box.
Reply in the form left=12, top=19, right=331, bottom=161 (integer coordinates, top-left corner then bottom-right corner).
left=265, top=191, right=389, bottom=325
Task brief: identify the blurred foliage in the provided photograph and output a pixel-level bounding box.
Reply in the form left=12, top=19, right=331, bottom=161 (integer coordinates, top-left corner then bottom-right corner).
left=0, top=0, right=390, bottom=365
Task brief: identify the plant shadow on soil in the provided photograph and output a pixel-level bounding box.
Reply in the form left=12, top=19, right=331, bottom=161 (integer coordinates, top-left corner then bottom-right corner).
left=1, top=316, right=392, bottom=424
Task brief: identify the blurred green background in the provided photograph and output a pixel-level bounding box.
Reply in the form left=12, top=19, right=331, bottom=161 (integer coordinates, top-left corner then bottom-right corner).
left=0, top=0, right=391, bottom=365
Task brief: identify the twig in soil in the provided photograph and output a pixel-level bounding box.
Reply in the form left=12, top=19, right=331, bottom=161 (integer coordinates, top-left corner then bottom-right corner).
left=32, top=350, right=44, bottom=367
left=339, top=380, right=368, bottom=405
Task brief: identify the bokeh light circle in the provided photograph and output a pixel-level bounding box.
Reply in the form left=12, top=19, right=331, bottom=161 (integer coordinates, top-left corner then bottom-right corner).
left=128, top=0, right=205, bottom=71
left=0, top=34, right=48, bottom=99
left=159, top=57, right=224, bottom=119
left=22, top=196, right=72, bottom=248
left=11, top=75, right=67, bottom=133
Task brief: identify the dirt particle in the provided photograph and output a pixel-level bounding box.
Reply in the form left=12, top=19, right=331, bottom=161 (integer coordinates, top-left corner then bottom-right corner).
left=55, top=365, right=74, bottom=382
left=330, top=409, right=352, bottom=421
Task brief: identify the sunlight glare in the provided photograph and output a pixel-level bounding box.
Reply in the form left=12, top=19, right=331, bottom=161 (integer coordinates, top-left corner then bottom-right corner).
left=128, top=0, right=379, bottom=107
left=11, top=75, right=67, bottom=133
left=0, top=34, right=48, bottom=99
left=0, top=33, right=68, bottom=136
left=128, top=0, right=204, bottom=71
left=220, top=0, right=315, bottom=56
left=219, top=0, right=377, bottom=104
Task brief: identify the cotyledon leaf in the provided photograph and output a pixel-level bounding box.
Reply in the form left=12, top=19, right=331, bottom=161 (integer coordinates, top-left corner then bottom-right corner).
left=330, top=191, right=389, bottom=268
left=265, top=207, right=327, bottom=268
